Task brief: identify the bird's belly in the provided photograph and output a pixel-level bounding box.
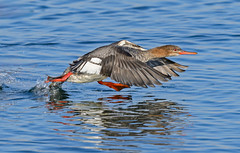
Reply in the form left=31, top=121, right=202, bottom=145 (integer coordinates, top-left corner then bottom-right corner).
left=67, top=74, right=107, bottom=83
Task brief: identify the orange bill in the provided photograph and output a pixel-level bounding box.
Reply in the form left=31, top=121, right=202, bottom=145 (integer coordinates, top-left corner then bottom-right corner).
left=179, top=50, right=198, bottom=55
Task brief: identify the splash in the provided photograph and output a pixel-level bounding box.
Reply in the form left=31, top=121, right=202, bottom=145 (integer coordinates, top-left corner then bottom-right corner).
left=29, top=80, right=69, bottom=101
left=0, top=70, right=18, bottom=85
left=0, top=69, right=19, bottom=92
left=29, top=80, right=50, bottom=96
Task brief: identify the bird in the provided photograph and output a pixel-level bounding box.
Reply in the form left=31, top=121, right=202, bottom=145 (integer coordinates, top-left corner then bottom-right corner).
left=45, top=40, right=197, bottom=91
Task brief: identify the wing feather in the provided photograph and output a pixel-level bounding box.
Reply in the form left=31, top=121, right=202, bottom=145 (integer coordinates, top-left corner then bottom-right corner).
left=146, top=58, right=188, bottom=77
left=100, top=52, right=171, bottom=88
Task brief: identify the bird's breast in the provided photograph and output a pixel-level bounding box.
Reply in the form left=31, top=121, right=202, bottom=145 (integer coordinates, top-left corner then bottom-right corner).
left=67, top=73, right=107, bottom=83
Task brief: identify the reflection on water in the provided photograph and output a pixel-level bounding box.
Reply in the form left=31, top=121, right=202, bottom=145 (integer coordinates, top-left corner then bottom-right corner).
left=1, top=67, right=191, bottom=151
left=45, top=88, right=190, bottom=151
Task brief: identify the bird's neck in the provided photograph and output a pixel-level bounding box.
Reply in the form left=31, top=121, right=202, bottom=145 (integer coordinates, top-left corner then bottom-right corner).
left=132, top=47, right=169, bottom=62
left=146, top=47, right=168, bottom=59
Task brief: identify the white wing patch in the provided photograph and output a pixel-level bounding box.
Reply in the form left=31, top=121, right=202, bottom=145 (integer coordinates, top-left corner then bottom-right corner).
left=80, top=62, right=101, bottom=74
left=80, top=57, right=102, bottom=74
left=90, top=57, right=102, bottom=64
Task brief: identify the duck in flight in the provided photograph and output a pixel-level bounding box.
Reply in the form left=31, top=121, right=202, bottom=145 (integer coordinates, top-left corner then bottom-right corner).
left=46, top=40, right=197, bottom=91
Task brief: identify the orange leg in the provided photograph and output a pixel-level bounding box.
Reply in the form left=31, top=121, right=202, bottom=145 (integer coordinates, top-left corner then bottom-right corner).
left=45, top=72, right=73, bottom=83
left=98, top=81, right=130, bottom=91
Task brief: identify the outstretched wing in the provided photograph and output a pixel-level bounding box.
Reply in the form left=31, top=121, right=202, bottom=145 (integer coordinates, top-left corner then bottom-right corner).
left=100, top=48, right=171, bottom=88
left=146, top=58, right=188, bottom=77
left=68, top=40, right=187, bottom=88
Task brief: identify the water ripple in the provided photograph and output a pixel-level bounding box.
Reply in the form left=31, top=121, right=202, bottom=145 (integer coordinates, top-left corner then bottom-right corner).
left=1, top=0, right=240, bottom=152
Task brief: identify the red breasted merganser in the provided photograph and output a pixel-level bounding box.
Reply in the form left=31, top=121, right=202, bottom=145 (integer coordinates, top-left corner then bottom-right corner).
left=46, top=40, right=197, bottom=91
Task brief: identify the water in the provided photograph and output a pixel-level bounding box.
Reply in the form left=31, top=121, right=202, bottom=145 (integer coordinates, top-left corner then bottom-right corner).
left=1, top=0, right=240, bottom=152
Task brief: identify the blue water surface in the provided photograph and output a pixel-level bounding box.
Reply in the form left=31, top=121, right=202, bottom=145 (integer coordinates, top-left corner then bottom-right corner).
left=1, top=0, right=240, bottom=152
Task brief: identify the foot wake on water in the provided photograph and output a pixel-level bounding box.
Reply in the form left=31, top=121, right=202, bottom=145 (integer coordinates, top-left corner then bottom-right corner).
left=29, top=80, right=69, bottom=101
left=0, top=70, right=18, bottom=91
left=29, top=80, right=50, bottom=96
left=0, top=69, right=68, bottom=101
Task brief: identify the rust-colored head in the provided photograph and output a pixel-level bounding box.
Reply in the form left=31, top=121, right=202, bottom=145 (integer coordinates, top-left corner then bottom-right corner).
left=148, top=45, right=197, bottom=58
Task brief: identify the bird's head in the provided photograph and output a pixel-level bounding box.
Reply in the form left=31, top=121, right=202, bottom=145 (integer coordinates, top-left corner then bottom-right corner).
left=148, top=45, right=197, bottom=58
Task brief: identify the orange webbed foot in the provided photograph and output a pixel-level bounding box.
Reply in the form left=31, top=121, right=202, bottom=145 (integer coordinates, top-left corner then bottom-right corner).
left=98, top=81, right=130, bottom=91
left=45, top=72, right=73, bottom=83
